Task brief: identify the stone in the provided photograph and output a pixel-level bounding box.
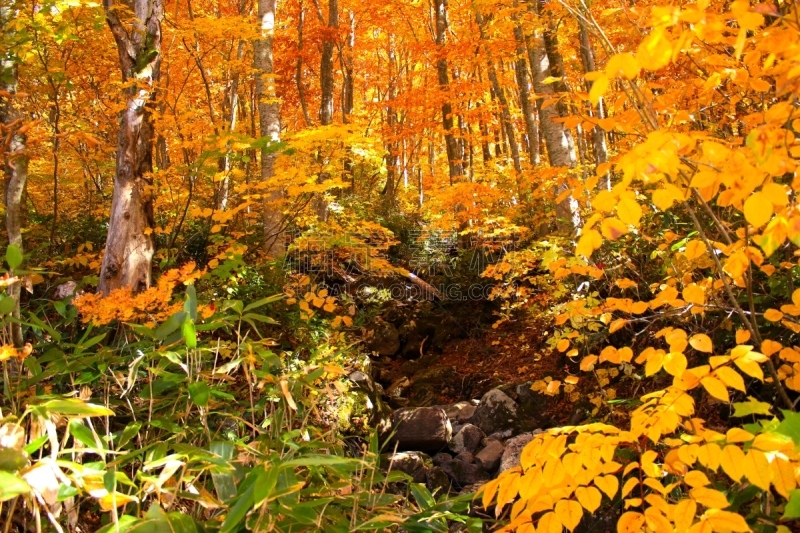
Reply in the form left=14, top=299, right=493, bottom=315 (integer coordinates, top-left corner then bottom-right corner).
left=366, top=319, right=400, bottom=356
left=339, top=371, right=392, bottom=437
left=499, top=432, right=535, bottom=473
left=471, top=389, right=519, bottom=435
left=432, top=452, right=452, bottom=467
left=454, top=451, right=474, bottom=464
left=475, top=439, right=505, bottom=472
left=448, top=424, right=485, bottom=455
left=54, top=281, right=78, bottom=300
left=426, top=466, right=452, bottom=496
left=382, top=451, right=430, bottom=483
left=456, top=405, right=477, bottom=423
left=390, top=407, right=452, bottom=451
left=441, top=459, right=490, bottom=487
left=440, top=401, right=473, bottom=421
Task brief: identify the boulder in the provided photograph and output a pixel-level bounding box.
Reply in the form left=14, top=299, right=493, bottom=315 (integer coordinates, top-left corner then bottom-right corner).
left=432, top=452, right=452, bottom=466
left=457, top=404, right=477, bottom=424
left=475, top=439, right=504, bottom=472
left=441, top=459, right=490, bottom=487
left=499, top=432, right=536, bottom=473
left=471, top=389, right=519, bottom=435
left=339, top=371, right=393, bottom=437
left=454, top=451, right=475, bottom=464
left=390, top=407, right=452, bottom=451
left=426, top=466, right=452, bottom=496
left=366, top=319, right=400, bottom=356
left=382, top=451, right=430, bottom=483
left=448, top=424, right=485, bottom=455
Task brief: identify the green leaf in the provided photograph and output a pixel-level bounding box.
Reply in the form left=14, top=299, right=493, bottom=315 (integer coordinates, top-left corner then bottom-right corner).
left=155, top=311, right=187, bottom=341
left=784, top=489, right=800, bottom=519
left=23, top=435, right=47, bottom=456
left=0, top=296, right=16, bottom=315
left=220, top=482, right=254, bottom=533
left=777, top=410, right=800, bottom=445
left=116, top=421, right=142, bottom=449
left=182, top=318, right=197, bottom=349
left=187, top=382, right=210, bottom=407
left=6, top=244, right=22, bottom=270
left=0, top=446, right=27, bottom=472
left=210, top=441, right=237, bottom=502
left=184, top=284, right=198, bottom=321
left=0, top=470, right=30, bottom=501
left=242, top=294, right=284, bottom=313
left=732, top=397, right=773, bottom=417
left=39, top=399, right=114, bottom=417
left=69, top=420, right=100, bottom=449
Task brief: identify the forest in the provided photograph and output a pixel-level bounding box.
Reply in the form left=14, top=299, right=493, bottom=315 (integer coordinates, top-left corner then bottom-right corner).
left=2, top=0, right=800, bottom=531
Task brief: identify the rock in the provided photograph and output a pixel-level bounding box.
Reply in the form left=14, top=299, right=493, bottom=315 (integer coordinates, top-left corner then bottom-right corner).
left=448, top=424, right=485, bottom=455
left=441, top=459, right=490, bottom=487
left=426, top=466, right=452, bottom=496
left=439, top=401, right=476, bottom=424
left=405, top=365, right=458, bottom=407
left=471, top=389, right=519, bottom=435
left=366, top=319, right=400, bottom=356
left=486, top=429, right=514, bottom=441
left=458, top=483, right=485, bottom=496
left=390, top=407, right=452, bottom=451
left=499, top=432, right=535, bottom=473
left=54, top=281, right=78, bottom=300
left=382, top=451, right=430, bottom=483
left=432, top=452, right=452, bottom=466
left=475, top=439, right=505, bottom=472
left=457, top=405, right=477, bottom=423
left=339, top=371, right=392, bottom=437
left=454, top=451, right=474, bottom=464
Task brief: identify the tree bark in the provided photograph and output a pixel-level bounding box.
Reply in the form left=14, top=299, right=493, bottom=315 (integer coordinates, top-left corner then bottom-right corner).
left=255, top=0, right=284, bottom=256
left=526, top=0, right=580, bottom=233
left=1, top=6, right=27, bottom=346
left=296, top=0, right=312, bottom=127
left=99, top=0, right=163, bottom=295
left=578, top=16, right=609, bottom=187
left=512, top=1, right=539, bottom=166
left=434, top=0, right=464, bottom=183
left=319, top=0, right=337, bottom=126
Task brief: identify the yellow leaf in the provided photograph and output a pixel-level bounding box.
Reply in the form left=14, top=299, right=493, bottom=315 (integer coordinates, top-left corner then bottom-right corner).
left=211, top=224, right=222, bottom=233
left=725, top=427, right=754, bottom=443
left=589, top=74, right=609, bottom=106
left=683, top=284, right=706, bottom=305
left=701, top=376, right=729, bottom=402
left=342, top=316, right=353, bottom=327
left=280, top=379, right=297, bottom=411
left=577, top=229, right=602, bottom=258
left=704, top=509, right=750, bottom=532
left=610, top=318, right=627, bottom=334
left=546, top=380, right=562, bottom=395
left=645, top=350, right=664, bottom=377
left=605, top=52, right=639, bottom=80
left=764, top=308, right=784, bottom=322
left=689, top=334, right=713, bottom=353
left=537, top=511, right=563, bottom=533
left=719, top=445, right=746, bottom=483
left=601, top=217, right=629, bottom=240
left=690, top=487, right=730, bottom=509
left=595, top=475, right=619, bottom=499
left=715, top=367, right=745, bottom=393
left=674, top=498, right=697, bottom=531
left=685, top=470, right=711, bottom=488
left=685, top=240, right=707, bottom=260
left=762, top=182, right=788, bottom=206
left=663, top=352, right=688, bottom=376
left=793, top=289, right=800, bottom=307
left=481, top=478, right=500, bottom=509
left=555, top=499, right=583, bottom=532
left=617, top=197, right=643, bottom=227
left=617, top=512, right=645, bottom=533
left=743, top=449, right=770, bottom=491
left=735, top=329, right=751, bottom=344
left=743, top=192, right=774, bottom=228
left=771, top=457, right=796, bottom=498
left=557, top=339, right=570, bottom=352
left=497, top=470, right=520, bottom=509
left=575, top=486, right=602, bottom=513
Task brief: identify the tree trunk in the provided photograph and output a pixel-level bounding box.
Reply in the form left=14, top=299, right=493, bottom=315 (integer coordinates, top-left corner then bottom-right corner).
left=255, top=0, right=284, bottom=256
left=512, top=1, right=539, bottom=166
left=1, top=9, right=27, bottom=346
left=99, top=0, right=163, bottom=295
left=296, top=0, right=312, bottom=127
left=319, top=0, right=337, bottom=125
left=526, top=1, right=579, bottom=234
left=434, top=0, right=464, bottom=183
left=578, top=17, right=609, bottom=188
